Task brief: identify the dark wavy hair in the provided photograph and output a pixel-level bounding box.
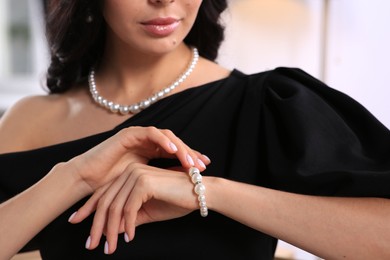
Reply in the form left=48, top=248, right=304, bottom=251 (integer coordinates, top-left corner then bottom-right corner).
left=45, top=0, right=228, bottom=93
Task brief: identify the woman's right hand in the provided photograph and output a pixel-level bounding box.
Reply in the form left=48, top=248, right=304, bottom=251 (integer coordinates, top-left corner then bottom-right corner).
left=68, top=126, right=209, bottom=194
left=70, top=163, right=209, bottom=254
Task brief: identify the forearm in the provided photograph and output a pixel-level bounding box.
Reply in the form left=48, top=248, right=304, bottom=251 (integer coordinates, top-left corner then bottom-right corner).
left=206, top=177, right=390, bottom=259
left=0, top=162, right=91, bottom=259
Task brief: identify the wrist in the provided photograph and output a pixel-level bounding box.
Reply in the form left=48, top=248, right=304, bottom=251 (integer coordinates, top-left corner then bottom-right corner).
left=51, top=161, right=94, bottom=198
left=202, top=176, right=225, bottom=212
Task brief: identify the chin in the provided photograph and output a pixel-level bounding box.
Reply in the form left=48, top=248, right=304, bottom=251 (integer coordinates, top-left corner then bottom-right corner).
left=136, top=39, right=185, bottom=55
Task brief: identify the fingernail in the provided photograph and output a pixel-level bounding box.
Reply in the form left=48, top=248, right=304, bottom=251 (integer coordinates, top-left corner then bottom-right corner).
left=186, top=154, right=194, bottom=166
left=85, top=236, right=91, bottom=249
left=104, top=241, right=109, bottom=254
left=124, top=233, right=130, bottom=243
left=197, top=158, right=206, bottom=169
left=68, top=211, right=77, bottom=222
left=169, top=142, right=178, bottom=152
left=202, top=154, right=211, bottom=163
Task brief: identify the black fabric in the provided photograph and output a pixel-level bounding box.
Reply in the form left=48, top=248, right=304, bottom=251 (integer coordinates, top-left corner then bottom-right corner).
left=1, top=67, right=390, bottom=259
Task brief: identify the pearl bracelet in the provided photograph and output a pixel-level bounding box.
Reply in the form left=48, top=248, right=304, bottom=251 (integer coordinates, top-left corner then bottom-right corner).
left=188, top=167, right=208, bottom=217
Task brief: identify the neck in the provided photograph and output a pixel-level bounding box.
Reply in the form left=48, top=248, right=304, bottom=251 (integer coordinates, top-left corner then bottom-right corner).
left=89, top=47, right=199, bottom=115
left=95, top=44, right=193, bottom=102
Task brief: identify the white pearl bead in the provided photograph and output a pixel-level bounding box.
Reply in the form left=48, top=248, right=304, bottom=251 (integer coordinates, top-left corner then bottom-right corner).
left=157, top=91, right=164, bottom=98
left=191, top=173, right=202, bottom=184
left=109, top=103, right=119, bottom=113
left=198, top=195, right=206, bottom=202
left=199, top=201, right=207, bottom=207
left=119, top=106, right=129, bottom=115
left=195, top=183, right=206, bottom=195
left=129, top=105, right=140, bottom=114
left=140, top=100, right=151, bottom=109
left=200, top=208, right=208, bottom=217
left=189, top=167, right=200, bottom=177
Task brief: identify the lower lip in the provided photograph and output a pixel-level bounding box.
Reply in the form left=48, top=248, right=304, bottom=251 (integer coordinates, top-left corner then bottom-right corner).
left=142, top=21, right=180, bottom=37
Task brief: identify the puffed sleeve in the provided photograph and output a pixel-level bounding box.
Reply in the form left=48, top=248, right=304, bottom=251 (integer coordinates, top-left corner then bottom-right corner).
left=262, top=67, right=390, bottom=197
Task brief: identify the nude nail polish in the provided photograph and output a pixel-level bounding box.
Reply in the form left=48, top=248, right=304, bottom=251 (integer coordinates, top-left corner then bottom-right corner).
left=68, top=211, right=77, bottom=222
left=85, top=236, right=91, bottom=249
left=124, top=233, right=130, bottom=243
left=169, top=142, right=178, bottom=152
left=202, top=154, right=211, bottom=163
left=104, top=241, right=109, bottom=254
left=197, top=158, right=206, bottom=169
left=186, top=154, right=194, bottom=166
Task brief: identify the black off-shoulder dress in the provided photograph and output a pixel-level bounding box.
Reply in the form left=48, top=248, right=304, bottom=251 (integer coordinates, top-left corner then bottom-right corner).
left=1, top=68, right=390, bottom=259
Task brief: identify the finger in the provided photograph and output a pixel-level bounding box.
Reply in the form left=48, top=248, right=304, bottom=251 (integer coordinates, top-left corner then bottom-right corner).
left=160, top=129, right=210, bottom=170
left=119, top=218, right=125, bottom=234
left=120, top=126, right=210, bottom=171
left=68, top=183, right=110, bottom=224
left=87, top=173, right=130, bottom=251
left=104, top=169, right=141, bottom=253
left=191, top=150, right=211, bottom=171
left=123, top=185, right=145, bottom=242
left=121, top=165, right=180, bottom=240
left=118, top=126, right=178, bottom=155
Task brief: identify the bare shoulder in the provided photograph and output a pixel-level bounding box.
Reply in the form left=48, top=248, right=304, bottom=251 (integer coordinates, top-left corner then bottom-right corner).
left=0, top=94, right=67, bottom=153
left=190, top=58, right=231, bottom=87
left=0, top=86, right=122, bottom=154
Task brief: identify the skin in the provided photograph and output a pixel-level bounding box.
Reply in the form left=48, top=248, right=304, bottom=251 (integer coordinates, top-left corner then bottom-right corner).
left=0, top=126, right=210, bottom=260
left=0, top=0, right=217, bottom=258
left=0, top=0, right=390, bottom=259
left=0, top=0, right=228, bottom=154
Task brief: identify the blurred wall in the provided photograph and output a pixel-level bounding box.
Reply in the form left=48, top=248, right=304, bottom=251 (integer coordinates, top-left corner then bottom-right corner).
left=325, top=0, right=390, bottom=129
left=218, top=0, right=390, bottom=129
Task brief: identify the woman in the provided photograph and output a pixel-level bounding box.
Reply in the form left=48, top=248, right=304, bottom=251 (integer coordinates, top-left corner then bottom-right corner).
left=1, top=0, right=390, bottom=259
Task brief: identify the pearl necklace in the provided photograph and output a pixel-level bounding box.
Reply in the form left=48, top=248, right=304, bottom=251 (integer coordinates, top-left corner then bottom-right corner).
left=88, top=48, right=199, bottom=115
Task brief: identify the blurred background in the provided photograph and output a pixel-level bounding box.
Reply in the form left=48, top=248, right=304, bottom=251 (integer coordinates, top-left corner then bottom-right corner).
left=2, top=0, right=389, bottom=259
left=0, top=0, right=47, bottom=112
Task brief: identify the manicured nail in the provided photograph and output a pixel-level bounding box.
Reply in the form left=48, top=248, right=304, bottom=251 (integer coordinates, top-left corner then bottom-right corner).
left=186, top=154, right=194, bottom=166
left=202, top=154, right=211, bottom=163
left=104, top=241, right=109, bottom=254
left=197, top=158, right=206, bottom=169
left=124, top=233, right=130, bottom=243
left=85, top=236, right=91, bottom=249
left=169, top=142, right=178, bottom=152
left=68, top=211, right=77, bottom=222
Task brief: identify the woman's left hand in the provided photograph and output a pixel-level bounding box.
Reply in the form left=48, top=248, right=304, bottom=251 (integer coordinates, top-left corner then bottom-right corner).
left=69, top=163, right=203, bottom=254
